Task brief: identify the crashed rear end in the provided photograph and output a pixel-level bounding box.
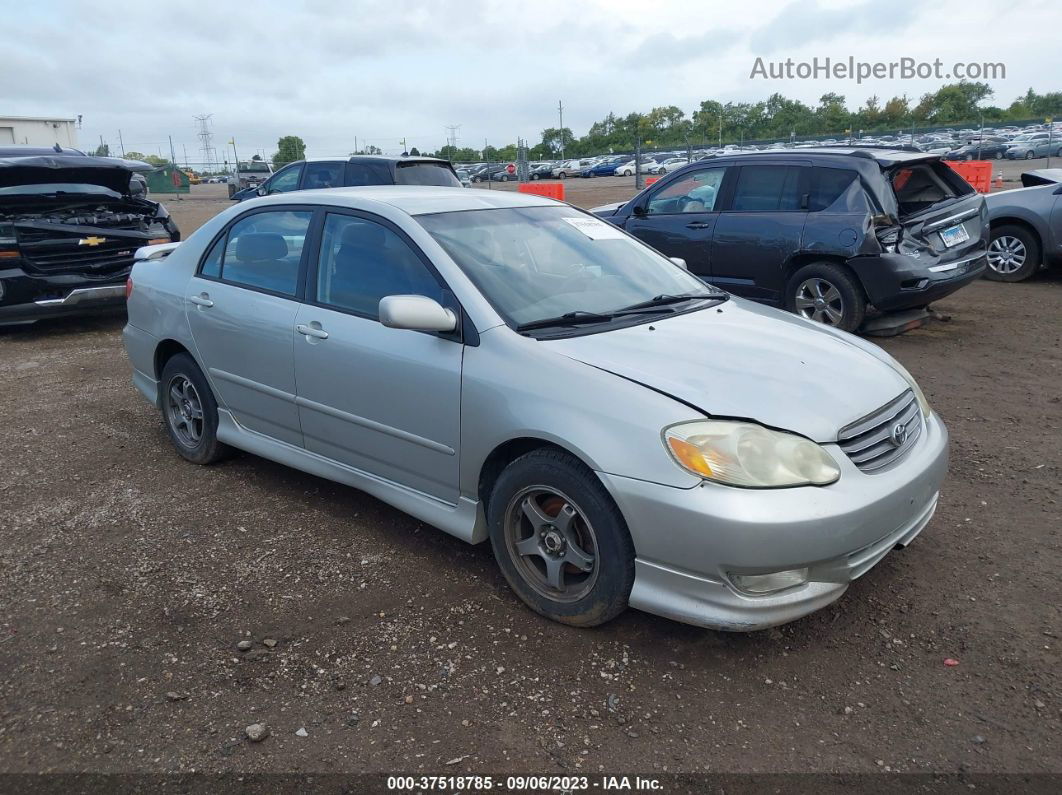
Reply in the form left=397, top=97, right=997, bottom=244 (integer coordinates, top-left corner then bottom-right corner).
left=0, top=154, right=180, bottom=325
left=848, top=153, right=988, bottom=313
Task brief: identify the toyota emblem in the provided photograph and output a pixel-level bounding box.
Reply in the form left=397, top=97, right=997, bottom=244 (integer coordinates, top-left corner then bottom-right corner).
left=889, top=422, right=908, bottom=447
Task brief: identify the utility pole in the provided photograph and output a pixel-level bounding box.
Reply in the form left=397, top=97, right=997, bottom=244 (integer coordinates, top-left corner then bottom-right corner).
left=719, top=110, right=723, bottom=147
left=485, top=138, right=492, bottom=190
left=558, top=100, right=564, bottom=160
left=444, top=125, right=461, bottom=159
left=99, top=134, right=105, bottom=155
left=401, top=137, right=407, bottom=154
left=168, top=135, right=182, bottom=200
left=117, top=129, right=125, bottom=157
left=354, top=135, right=358, bottom=154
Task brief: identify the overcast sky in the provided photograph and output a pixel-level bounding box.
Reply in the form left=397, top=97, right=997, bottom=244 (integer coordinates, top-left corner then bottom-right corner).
left=4, top=0, right=1059, bottom=163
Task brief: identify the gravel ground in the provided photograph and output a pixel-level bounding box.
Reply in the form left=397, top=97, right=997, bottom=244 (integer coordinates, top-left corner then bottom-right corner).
left=0, top=177, right=1059, bottom=781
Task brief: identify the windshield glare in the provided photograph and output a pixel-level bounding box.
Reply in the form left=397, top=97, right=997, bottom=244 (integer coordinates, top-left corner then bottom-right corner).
left=417, top=205, right=718, bottom=328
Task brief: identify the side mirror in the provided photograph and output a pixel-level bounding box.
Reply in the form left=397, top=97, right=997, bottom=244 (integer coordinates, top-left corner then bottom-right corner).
left=256, top=185, right=267, bottom=196
left=632, top=203, right=648, bottom=217
left=379, top=295, right=457, bottom=333
left=669, top=257, right=688, bottom=270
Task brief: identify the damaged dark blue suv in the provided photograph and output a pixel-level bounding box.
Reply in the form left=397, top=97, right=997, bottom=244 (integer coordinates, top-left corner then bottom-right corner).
left=592, top=148, right=988, bottom=332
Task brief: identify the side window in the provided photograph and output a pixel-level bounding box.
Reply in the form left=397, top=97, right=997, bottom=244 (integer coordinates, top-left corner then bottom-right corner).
left=809, top=168, right=859, bottom=212
left=731, top=166, right=803, bottom=212
left=646, top=168, right=727, bottom=215
left=216, top=210, right=313, bottom=296
left=266, top=165, right=302, bottom=194
left=200, top=235, right=223, bottom=278
left=303, top=161, right=342, bottom=190
left=344, top=161, right=392, bottom=186
left=315, top=213, right=444, bottom=319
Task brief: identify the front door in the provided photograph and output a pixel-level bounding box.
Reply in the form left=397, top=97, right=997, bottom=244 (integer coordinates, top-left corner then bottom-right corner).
left=621, top=166, right=729, bottom=280
left=292, top=211, right=463, bottom=503
left=710, top=164, right=810, bottom=304
left=184, top=207, right=313, bottom=447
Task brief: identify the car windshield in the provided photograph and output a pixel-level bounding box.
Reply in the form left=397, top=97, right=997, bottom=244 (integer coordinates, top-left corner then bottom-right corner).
left=417, top=205, right=722, bottom=329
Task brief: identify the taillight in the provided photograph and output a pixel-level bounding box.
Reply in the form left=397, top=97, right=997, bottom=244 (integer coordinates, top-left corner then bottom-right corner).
left=125, top=277, right=133, bottom=299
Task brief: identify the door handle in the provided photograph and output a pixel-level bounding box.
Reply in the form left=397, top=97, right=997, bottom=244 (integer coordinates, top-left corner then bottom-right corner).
left=296, top=323, right=329, bottom=340
left=188, top=293, right=214, bottom=307
left=685, top=222, right=712, bottom=229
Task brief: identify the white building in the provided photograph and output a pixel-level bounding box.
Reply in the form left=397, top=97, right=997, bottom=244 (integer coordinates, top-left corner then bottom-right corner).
left=0, top=115, right=79, bottom=148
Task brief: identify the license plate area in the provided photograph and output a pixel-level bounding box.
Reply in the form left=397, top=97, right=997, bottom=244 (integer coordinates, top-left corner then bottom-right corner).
left=939, top=224, right=970, bottom=248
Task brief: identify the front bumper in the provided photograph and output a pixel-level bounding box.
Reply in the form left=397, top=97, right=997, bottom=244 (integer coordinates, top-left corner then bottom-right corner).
left=851, top=250, right=987, bottom=313
left=0, top=266, right=129, bottom=325
left=600, top=411, right=948, bottom=631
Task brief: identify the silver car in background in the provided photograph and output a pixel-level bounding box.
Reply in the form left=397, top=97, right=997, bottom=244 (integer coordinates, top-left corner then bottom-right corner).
left=123, top=187, right=948, bottom=631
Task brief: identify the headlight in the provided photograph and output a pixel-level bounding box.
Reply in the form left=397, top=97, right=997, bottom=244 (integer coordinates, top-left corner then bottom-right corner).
left=663, top=420, right=840, bottom=488
left=887, top=360, right=931, bottom=418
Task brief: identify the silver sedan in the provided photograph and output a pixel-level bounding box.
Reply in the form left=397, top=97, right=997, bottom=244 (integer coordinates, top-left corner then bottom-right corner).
left=123, top=186, right=947, bottom=631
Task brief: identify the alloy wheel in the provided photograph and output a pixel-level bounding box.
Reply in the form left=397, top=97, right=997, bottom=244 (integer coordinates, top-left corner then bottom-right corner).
left=794, top=278, right=846, bottom=325
left=503, top=486, right=598, bottom=603
left=987, top=235, right=1027, bottom=275
left=166, top=375, right=204, bottom=448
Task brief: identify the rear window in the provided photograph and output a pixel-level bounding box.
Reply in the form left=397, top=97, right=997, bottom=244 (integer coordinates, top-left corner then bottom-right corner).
left=395, top=162, right=461, bottom=187
left=809, top=168, right=860, bottom=212
left=889, top=161, right=973, bottom=218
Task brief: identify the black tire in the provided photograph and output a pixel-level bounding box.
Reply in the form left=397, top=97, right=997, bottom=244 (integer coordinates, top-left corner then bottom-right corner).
left=531, top=173, right=540, bottom=180
left=995, top=150, right=1004, bottom=160
left=985, top=224, right=1041, bottom=282
left=785, top=262, right=866, bottom=332
left=1025, top=151, right=1035, bottom=160
left=498, top=174, right=508, bottom=182
left=159, top=353, right=232, bottom=465
left=487, top=448, right=635, bottom=627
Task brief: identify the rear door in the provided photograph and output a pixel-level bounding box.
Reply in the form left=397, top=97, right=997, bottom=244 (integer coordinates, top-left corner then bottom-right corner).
left=710, top=163, right=810, bottom=303
left=292, top=210, right=463, bottom=503
left=185, top=207, right=314, bottom=447
left=620, top=165, right=731, bottom=279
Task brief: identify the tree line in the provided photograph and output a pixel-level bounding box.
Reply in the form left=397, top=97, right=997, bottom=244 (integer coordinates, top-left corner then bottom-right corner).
left=430, top=82, right=1062, bottom=161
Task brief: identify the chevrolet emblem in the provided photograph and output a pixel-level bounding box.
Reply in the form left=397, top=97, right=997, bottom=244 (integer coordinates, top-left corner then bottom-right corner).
left=78, top=236, right=107, bottom=247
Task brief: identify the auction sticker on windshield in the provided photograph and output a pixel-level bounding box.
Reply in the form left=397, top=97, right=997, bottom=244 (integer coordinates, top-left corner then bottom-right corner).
left=561, top=216, right=627, bottom=240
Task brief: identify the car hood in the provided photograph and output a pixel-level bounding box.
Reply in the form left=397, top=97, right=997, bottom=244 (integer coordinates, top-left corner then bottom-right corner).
left=590, top=201, right=625, bottom=217
left=0, top=154, right=150, bottom=194
left=544, top=298, right=910, bottom=443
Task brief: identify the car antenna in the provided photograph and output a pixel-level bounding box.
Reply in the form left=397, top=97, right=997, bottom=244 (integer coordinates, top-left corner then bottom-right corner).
left=53, top=143, right=62, bottom=153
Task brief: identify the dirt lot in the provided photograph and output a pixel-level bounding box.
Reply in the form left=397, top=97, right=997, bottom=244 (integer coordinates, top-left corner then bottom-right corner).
left=0, top=175, right=1059, bottom=783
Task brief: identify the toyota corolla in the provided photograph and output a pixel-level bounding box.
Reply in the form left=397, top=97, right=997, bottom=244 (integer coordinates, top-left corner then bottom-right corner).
left=123, top=186, right=948, bottom=631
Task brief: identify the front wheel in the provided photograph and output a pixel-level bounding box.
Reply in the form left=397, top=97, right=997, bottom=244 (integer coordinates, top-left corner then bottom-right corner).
left=1025, top=151, right=1035, bottom=160
left=995, top=150, right=1004, bottom=160
left=159, top=353, right=232, bottom=465
left=786, top=262, right=866, bottom=332
left=488, top=449, right=635, bottom=627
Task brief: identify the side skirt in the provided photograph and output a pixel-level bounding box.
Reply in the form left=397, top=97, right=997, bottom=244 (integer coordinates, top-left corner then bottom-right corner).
left=215, top=409, right=486, bottom=544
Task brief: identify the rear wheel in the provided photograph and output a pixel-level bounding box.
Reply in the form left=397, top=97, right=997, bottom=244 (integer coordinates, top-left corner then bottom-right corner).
left=159, top=353, right=232, bottom=465
left=1025, top=151, right=1035, bottom=160
left=995, top=150, right=1004, bottom=159
left=986, top=224, right=1040, bottom=282
left=786, top=262, right=866, bottom=332
left=488, top=449, right=635, bottom=627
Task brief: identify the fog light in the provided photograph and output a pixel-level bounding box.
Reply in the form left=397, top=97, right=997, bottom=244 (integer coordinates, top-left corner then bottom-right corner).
left=731, top=568, right=809, bottom=595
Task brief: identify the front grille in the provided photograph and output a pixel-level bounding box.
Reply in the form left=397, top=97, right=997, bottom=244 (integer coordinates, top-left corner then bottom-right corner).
left=837, top=390, right=922, bottom=473
left=17, top=232, right=138, bottom=274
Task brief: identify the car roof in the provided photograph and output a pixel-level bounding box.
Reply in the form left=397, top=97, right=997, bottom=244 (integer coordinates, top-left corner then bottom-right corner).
left=301, top=155, right=452, bottom=165
left=0, top=145, right=88, bottom=157
left=702, top=146, right=939, bottom=168
left=276, top=185, right=557, bottom=215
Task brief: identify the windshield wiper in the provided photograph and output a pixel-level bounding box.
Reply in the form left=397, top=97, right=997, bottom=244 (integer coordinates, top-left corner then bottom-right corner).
left=515, top=310, right=615, bottom=332
left=613, top=292, right=723, bottom=315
